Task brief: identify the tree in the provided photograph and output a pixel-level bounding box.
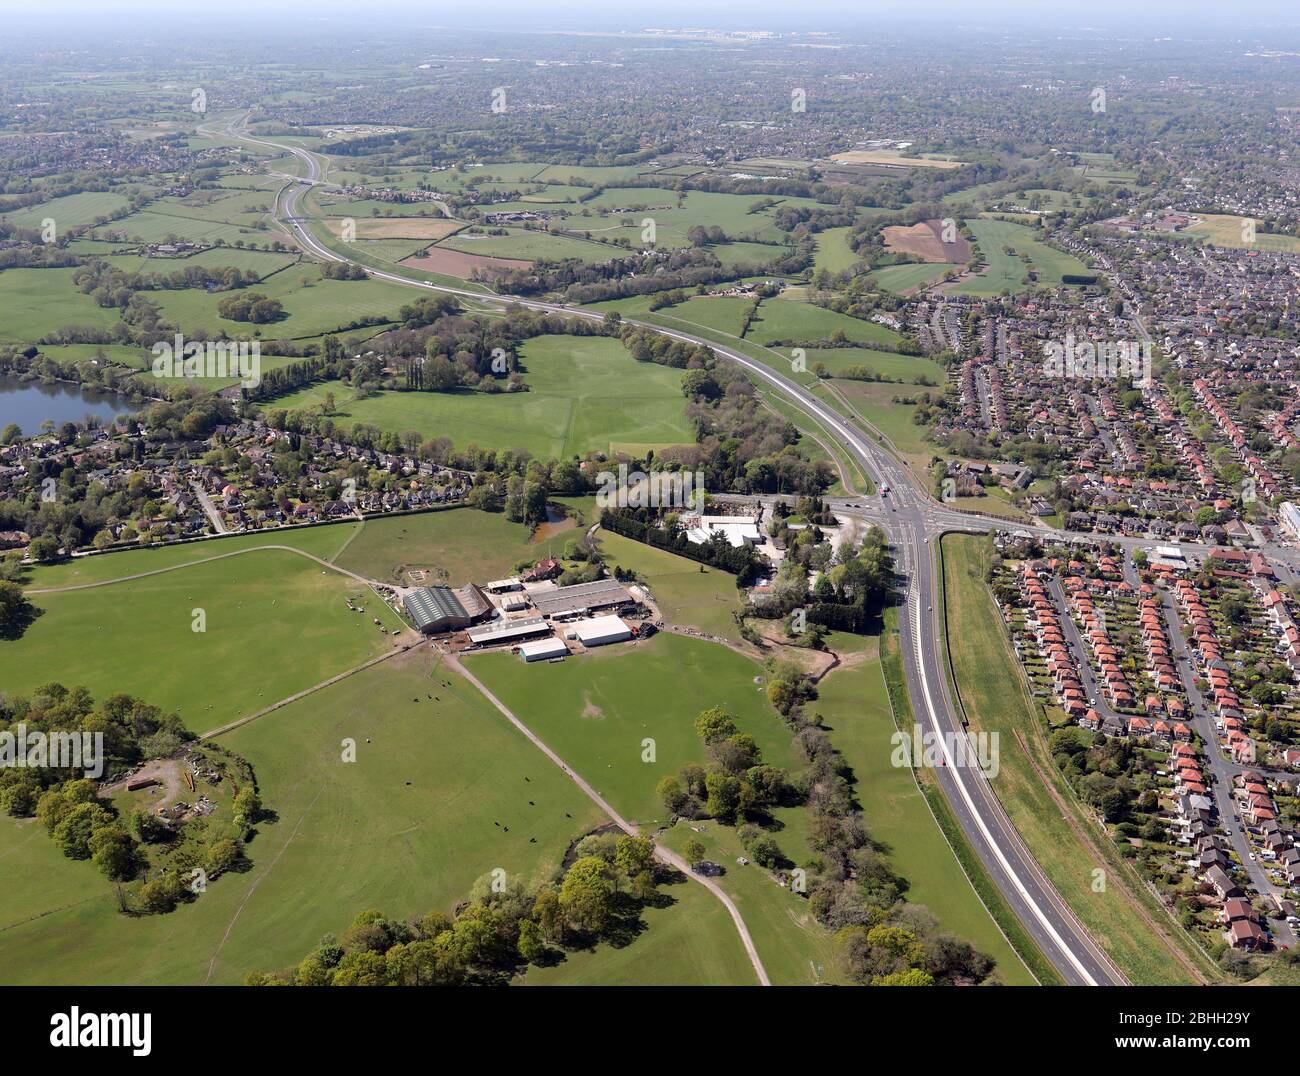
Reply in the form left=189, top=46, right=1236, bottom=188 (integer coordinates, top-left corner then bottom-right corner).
left=52, top=801, right=114, bottom=859
left=694, top=707, right=738, bottom=744
left=89, top=824, right=138, bottom=881
left=614, top=835, right=655, bottom=880
left=517, top=919, right=546, bottom=963
left=656, top=775, right=687, bottom=814
left=683, top=837, right=707, bottom=866
left=559, top=856, right=615, bottom=935
left=206, top=837, right=244, bottom=876
left=0, top=580, right=35, bottom=640
left=705, top=771, right=741, bottom=822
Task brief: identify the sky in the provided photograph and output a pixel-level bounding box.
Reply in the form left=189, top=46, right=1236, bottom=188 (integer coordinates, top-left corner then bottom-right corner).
left=0, top=0, right=1296, bottom=31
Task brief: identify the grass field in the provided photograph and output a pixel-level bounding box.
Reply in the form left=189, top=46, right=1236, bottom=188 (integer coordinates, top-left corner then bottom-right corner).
left=812, top=226, right=862, bottom=273
left=950, top=218, right=1090, bottom=296
left=151, top=262, right=416, bottom=339
left=594, top=529, right=745, bottom=643
left=265, top=335, right=694, bottom=459
left=440, top=228, right=616, bottom=264
left=745, top=298, right=902, bottom=348
left=1184, top=214, right=1300, bottom=254
left=0, top=267, right=122, bottom=343
left=824, top=379, right=942, bottom=473
left=812, top=631, right=1034, bottom=984
left=656, top=818, right=839, bottom=985
left=522, top=869, right=756, bottom=985
left=1, top=191, right=132, bottom=232
left=1, top=547, right=407, bottom=733
left=467, top=632, right=796, bottom=827
left=21, top=523, right=359, bottom=589
left=0, top=651, right=603, bottom=984
left=870, top=262, right=958, bottom=293
left=334, top=507, right=571, bottom=586
left=804, top=346, right=943, bottom=384
left=939, top=534, right=1218, bottom=986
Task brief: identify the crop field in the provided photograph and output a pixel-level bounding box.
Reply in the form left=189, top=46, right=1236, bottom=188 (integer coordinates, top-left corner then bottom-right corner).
left=334, top=507, right=569, bottom=586
left=881, top=219, right=972, bottom=263
left=0, top=651, right=602, bottom=984
left=869, top=262, right=958, bottom=293
left=0, top=546, right=407, bottom=734
left=264, top=334, right=694, bottom=459
left=949, top=218, right=1090, bottom=296
left=438, top=228, right=617, bottom=265
left=829, top=150, right=964, bottom=169
left=467, top=632, right=798, bottom=827
left=323, top=216, right=464, bottom=241
left=0, top=190, right=132, bottom=231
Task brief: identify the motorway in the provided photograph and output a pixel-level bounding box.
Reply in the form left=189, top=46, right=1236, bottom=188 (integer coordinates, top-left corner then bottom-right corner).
left=225, top=116, right=1153, bottom=984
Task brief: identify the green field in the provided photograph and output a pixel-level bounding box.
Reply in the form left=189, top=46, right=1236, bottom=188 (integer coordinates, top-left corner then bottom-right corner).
left=334, top=507, right=575, bottom=586
left=0, top=652, right=603, bottom=984
left=812, top=227, right=862, bottom=273
left=745, top=298, right=901, bottom=348
left=439, top=228, right=617, bottom=264
left=950, top=218, right=1090, bottom=296
left=21, top=523, right=358, bottom=590
left=151, top=262, right=415, bottom=338
left=870, top=262, right=958, bottom=293
left=804, top=346, right=943, bottom=384
left=1, top=546, right=407, bottom=734
left=0, top=267, right=122, bottom=343
left=468, top=632, right=796, bottom=827
left=1, top=191, right=132, bottom=232
left=265, top=335, right=694, bottom=458
left=1184, top=214, right=1300, bottom=254
left=595, top=529, right=745, bottom=643
left=812, top=631, right=1034, bottom=984
left=523, top=870, right=756, bottom=985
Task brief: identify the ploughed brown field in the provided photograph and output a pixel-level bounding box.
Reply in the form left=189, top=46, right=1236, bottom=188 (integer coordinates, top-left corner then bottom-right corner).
left=881, top=219, right=972, bottom=263
left=399, top=247, right=533, bottom=279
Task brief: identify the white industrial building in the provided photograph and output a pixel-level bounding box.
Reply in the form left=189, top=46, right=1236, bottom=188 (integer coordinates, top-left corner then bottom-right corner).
left=518, top=637, right=569, bottom=662
left=566, top=615, right=633, bottom=647
left=467, top=616, right=551, bottom=647
left=683, top=514, right=763, bottom=548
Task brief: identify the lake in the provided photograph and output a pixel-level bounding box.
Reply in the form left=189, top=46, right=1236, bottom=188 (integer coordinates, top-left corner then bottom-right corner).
left=0, top=377, right=148, bottom=436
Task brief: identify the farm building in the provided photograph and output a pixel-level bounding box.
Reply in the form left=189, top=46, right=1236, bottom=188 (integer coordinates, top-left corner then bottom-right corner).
left=467, top=616, right=552, bottom=647
left=566, top=615, right=633, bottom=647
left=519, top=637, right=569, bottom=662
left=530, top=578, right=633, bottom=618
left=404, top=586, right=476, bottom=634
left=485, top=577, right=523, bottom=593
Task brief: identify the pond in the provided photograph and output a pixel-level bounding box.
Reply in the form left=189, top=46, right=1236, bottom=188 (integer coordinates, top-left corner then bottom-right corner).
left=0, top=376, right=148, bottom=436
